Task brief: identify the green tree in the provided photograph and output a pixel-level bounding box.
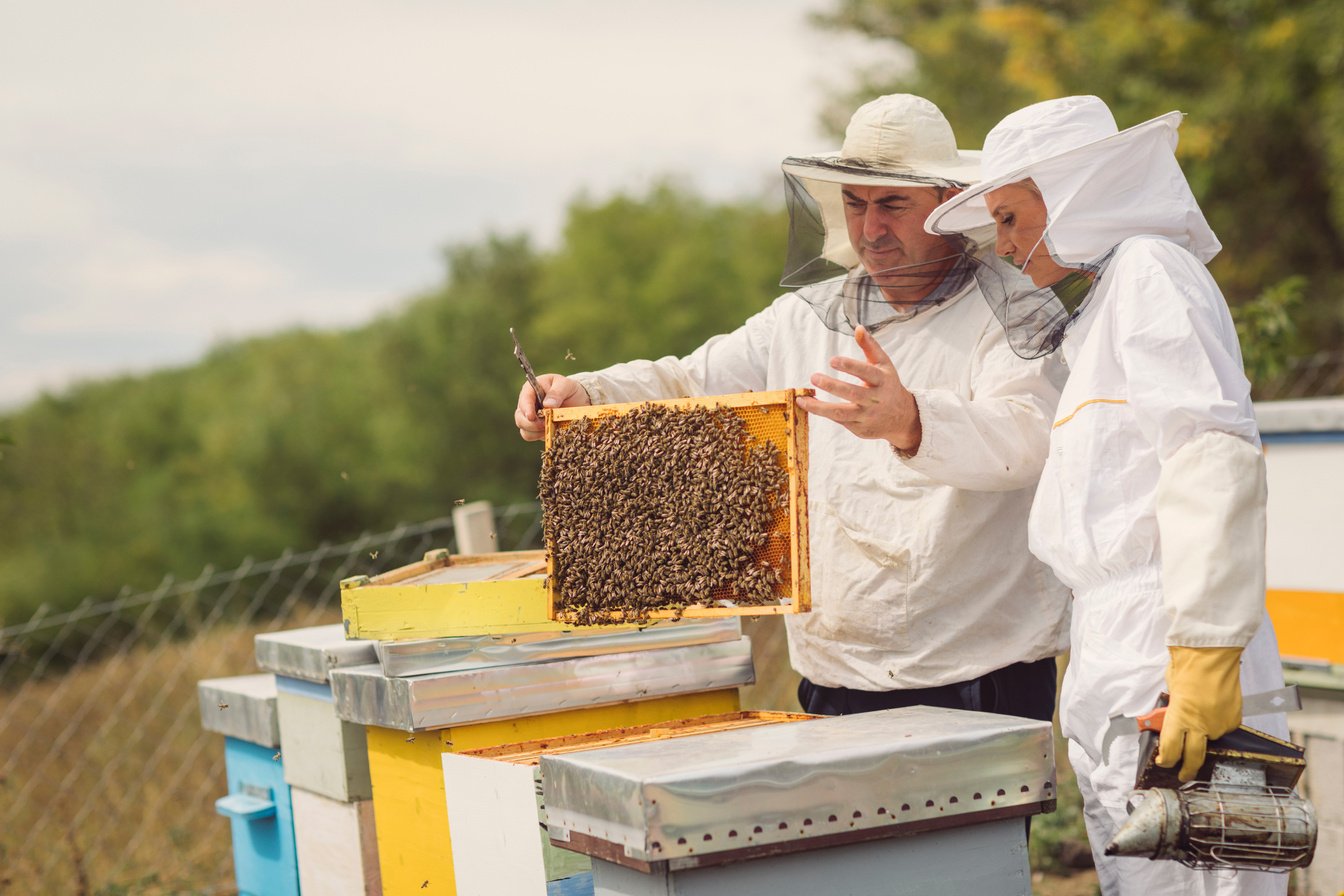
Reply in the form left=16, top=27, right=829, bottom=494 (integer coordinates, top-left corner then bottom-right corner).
left=531, top=181, right=788, bottom=368
left=1235, top=274, right=1306, bottom=387
left=376, top=233, right=552, bottom=514
left=814, top=0, right=1344, bottom=366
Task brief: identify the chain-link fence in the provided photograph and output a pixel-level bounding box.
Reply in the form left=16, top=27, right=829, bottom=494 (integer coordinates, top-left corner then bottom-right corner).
left=0, top=504, right=543, bottom=895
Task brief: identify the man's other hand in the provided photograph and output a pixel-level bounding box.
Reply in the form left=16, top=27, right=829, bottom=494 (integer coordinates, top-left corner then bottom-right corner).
left=796, top=326, right=922, bottom=454
left=515, top=374, right=591, bottom=442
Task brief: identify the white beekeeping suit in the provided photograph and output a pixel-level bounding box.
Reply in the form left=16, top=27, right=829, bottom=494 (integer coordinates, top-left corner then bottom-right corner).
left=927, top=95, right=1289, bottom=895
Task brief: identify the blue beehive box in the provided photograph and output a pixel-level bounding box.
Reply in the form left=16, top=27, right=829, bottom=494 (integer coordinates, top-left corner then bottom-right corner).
left=199, top=673, right=300, bottom=896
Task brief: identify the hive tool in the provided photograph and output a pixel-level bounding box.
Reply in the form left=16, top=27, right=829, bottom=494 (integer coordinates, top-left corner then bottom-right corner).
left=510, top=327, right=546, bottom=412
left=1099, top=684, right=1301, bottom=766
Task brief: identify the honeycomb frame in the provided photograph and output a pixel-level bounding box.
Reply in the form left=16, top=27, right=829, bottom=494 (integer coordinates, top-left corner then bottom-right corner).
left=544, top=389, right=811, bottom=622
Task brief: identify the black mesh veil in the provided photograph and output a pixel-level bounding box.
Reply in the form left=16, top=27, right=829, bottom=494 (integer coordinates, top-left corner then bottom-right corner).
left=963, top=224, right=1113, bottom=359
left=780, top=165, right=849, bottom=287
left=779, top=162, right=975, bottom=335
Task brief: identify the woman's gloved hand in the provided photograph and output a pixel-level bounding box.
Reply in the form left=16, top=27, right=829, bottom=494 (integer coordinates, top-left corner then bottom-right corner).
left=1156, top=645, right=1244, bottom=782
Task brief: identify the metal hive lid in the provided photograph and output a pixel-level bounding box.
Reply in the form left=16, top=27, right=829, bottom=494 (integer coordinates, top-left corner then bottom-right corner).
left=541, top=705, right=1055, bottom=866
left=254, top=623, right=378, bottom=683
left=374, top=618, right=742, bottom=678
left=197, top=673, right=280, bottom=748
left=330, top=638, right=755, bottom=732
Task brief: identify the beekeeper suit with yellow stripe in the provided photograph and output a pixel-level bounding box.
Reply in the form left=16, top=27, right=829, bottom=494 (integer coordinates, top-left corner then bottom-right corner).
left=926, top=95, right=1289, bottom=895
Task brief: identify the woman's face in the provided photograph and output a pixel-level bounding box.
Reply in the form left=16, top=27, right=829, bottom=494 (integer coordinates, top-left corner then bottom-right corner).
left=984, top=180, right=1074, bottom=287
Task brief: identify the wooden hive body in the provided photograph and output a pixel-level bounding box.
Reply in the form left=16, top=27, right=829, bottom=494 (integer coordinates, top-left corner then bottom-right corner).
left=341, top=550, right=597, bottom=641
left=216, top=737, right=300, bottom=896
left=200, top=674, right=301, bottom=896
left=291, top=788, right=381, bottom=896
left=363, top=691, right=741, bottom=896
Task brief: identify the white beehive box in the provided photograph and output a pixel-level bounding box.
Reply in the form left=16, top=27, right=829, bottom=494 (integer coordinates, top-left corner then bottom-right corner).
left=291, top=788, right=382, bottom=896
left=1289, top=711, right=1344, bottom=896
left=256, top=625, right=376, bottom=803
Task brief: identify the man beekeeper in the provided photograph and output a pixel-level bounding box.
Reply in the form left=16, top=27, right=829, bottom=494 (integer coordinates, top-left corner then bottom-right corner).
left=516, top=94, right=1071, bottom=725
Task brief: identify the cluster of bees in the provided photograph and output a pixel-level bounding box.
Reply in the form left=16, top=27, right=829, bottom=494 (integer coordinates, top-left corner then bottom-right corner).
left=540, top=403, right=788, bottom=624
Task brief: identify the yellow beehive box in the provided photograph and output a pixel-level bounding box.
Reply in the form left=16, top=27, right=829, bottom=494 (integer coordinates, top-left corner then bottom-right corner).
left=545, top=389, right=811, bottom=623
left=366, top=690, right=742, bottom=896
left=341, top=549, right=626, bottom=641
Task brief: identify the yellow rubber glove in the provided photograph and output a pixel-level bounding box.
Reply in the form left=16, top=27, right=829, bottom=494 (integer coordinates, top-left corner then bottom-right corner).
left=1156, top=645, right=1244, bottom=782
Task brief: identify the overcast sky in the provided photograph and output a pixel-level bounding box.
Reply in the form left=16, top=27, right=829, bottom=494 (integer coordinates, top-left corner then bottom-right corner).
left=0, top=1, right=901, bottom=410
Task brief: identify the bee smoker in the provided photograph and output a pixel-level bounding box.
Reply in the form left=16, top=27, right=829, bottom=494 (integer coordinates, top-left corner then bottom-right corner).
left=1105, top=705, right=1317, bottom=871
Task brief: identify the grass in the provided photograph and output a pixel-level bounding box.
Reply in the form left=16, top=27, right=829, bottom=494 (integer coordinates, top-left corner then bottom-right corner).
left=0, top=604, right=336, bottom=895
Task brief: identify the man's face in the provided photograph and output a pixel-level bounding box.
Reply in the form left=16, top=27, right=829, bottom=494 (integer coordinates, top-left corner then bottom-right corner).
left=984, top=180, right=1072, bottom=288
left=842, top=184, right=960, bottom=304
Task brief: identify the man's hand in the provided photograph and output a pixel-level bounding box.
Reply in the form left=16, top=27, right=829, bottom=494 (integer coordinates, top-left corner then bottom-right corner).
left=795, top=325, right=922, bottom=454
left=515, top=374, right=591, bottom=442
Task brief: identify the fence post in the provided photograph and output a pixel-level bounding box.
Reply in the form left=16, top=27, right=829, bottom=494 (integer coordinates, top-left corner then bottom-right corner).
left=452, top=501, right=497, bottom=554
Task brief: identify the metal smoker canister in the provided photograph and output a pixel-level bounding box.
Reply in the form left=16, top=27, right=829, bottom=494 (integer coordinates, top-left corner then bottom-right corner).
left=1106, top=721, right=1318, bottom=871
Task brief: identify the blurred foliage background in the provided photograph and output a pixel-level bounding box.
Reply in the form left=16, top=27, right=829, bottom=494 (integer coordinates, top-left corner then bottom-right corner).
left=4, top=0, right=1344, bottom=627
left=815, top=0, right=1342, bottom=368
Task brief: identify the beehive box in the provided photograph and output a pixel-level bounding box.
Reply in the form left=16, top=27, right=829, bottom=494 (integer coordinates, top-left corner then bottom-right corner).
left=198, top=675, right=300, bottom=896
left=331, top=631, right=754, bottom=896
left=341, top=549, right=610, bottom=641
left=331, top=637, right=756, bottom=732
left=290, top=788, right=381, bottom=896
left=255, top=625, right=377, bottom=803
left=542, top=706, right=1056, bottom=873
left=544, top=389, right=810, bottom=624
left=441, top=712, right=814, bottom=896
left=1289, top=711, right=1344, bottom=896
left=359, top=691, right=744, bottom=896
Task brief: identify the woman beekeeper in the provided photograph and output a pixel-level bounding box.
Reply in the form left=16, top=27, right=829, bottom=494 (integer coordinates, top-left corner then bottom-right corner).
left=924, top=95, right=1290, bottom=894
